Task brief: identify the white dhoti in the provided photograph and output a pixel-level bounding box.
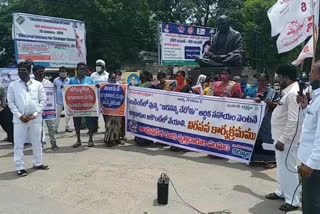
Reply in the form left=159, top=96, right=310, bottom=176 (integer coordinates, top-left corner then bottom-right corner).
left=274, top=144, right=300, bottom=206
left=14, top=122, right=43, bottom=170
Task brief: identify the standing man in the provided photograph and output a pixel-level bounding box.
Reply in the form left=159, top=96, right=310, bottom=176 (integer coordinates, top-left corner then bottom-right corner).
left=265, top=64, right=301, bottom=212
left=7, top=62, right=48, bottom=177
left=91, top=59, right=109, bottom=83
left=90, top=59, right=109, bottom=133
left=33, top=65, right=58, bottom=150
left=54, top=67, right=72, bottom=133
left=69, top=62, right=95, bottom=148
left=297, top=62, right=320, bottom=214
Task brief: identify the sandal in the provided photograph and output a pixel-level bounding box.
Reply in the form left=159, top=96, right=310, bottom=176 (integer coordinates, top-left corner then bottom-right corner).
left=279, top=203, right=299, bottom=212
left=88, top=141, right=94, bottom=147
left=265, top=193, right=284, bottom=200
left=73, top=141, right=82, bottom=148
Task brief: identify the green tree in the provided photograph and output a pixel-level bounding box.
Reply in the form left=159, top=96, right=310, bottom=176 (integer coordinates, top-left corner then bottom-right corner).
left=242, top=0, right=301, bottom=74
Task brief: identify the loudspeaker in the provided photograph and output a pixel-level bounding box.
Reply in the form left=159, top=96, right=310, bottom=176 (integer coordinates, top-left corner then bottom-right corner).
left=157, top=173, right=169, bottom=205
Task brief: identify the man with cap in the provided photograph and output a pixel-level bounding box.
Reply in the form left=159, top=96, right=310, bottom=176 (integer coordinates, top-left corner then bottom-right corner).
left=90, top=59, right=109, bottom=133
left=91, top=59, right=109, bottom=83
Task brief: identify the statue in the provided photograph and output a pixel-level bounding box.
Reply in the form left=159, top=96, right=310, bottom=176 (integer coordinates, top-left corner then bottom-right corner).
left=196, top=15, right=243, bottom=67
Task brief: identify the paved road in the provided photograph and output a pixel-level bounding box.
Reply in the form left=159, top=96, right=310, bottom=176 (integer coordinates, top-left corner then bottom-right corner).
left=0, top=117, right=302, bottom=214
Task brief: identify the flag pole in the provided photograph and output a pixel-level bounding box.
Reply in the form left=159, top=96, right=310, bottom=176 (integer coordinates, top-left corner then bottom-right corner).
left=312, top=0, right=318, bottom=65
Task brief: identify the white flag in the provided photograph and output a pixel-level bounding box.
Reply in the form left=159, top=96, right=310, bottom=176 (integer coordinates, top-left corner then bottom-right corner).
left=276, top=16, right=314, bottom=54
left=277, top=0, right=319, bottom=54
left=292, top=36, right=314, bottom=66
left=268, top=0, right=312, bottom=37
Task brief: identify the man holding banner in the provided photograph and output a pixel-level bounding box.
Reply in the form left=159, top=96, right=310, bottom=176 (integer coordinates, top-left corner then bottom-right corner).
left=54, top=67, right=72, bottom=133
left=90, top=59, right=110, bottom=133
left=69, top=63, right=95, bottom=148
left=33, top=65, right=58, bottom=150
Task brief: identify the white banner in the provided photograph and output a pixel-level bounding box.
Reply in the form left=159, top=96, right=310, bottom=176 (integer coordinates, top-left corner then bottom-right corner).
left=126, top=87, right=266, bottom=164
left=292, top=36, right=314, bottom=65
left=0, top=68, right=19, bottom=96
left=63, top=85, right=99, bottom=117
left=268, top=0, right=312, bottom=37
left=13, top=13, right=86, bottom=67
left=43, top=81, right=57, bottom=120
left=277, top=16, right=314, bottom=54
left=276, top=0, right=319, bottom=54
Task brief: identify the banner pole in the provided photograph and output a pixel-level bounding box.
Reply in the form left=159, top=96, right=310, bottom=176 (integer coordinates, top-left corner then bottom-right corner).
left=312, top=0, right=318, bottom=65
left=158, top=22, right=161, bottom=65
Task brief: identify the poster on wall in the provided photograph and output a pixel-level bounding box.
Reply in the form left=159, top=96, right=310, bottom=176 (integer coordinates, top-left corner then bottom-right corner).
left=160, top=22, right=215, bottom=66
left=122, top=72, right=140, bottom=86
left=12, top=13, right=86, bottom=67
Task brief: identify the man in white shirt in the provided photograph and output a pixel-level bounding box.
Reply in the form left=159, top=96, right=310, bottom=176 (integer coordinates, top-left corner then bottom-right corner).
left=7, top=62, right=49, bottom=177
left=33, top=65, right=58, bottom=150
left=297, top=62, right=320, bottom=214
left=90, top=59, right=109, bottom=83
left=54, top=67, right=72, bottom=133
left=90, top=59, right=109, bottom=133
left=265, top=64, right=302, bottom=212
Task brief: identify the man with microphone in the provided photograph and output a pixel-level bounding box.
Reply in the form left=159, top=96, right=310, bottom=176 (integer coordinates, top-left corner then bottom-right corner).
left=297, top=62, right=320, bottom=214
left=265, top=64, right=302, bottom=212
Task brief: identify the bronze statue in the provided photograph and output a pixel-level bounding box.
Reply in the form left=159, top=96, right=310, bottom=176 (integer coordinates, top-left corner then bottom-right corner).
left=196, top=15, right=243, bottom=67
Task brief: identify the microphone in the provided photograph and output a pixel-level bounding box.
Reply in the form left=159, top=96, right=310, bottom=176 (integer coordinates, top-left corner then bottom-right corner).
left=298, top=80, right=306, bottom=96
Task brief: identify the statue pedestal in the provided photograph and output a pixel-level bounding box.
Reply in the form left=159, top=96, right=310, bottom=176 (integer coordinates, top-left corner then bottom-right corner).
left=189, top=66, right=242, bottom=84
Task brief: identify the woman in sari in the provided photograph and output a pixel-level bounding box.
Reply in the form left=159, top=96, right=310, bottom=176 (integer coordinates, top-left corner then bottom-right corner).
left=170, top=71, right=192, bottom=152
left=213, top=67, right=242, bottom=98
left=104, top=73, right=122, bottom=147
left=134, top=70, right=154, bottom=146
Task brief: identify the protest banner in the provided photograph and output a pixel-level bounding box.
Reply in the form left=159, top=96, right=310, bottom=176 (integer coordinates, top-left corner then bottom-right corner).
left=63, top=85, right=99, bottom=117
left=0, top=68, right=19, bottom=95
left=43, top=81, right=57, bottom=120
left=126, top=87, right=266, bottom=164
left=160, top=23, right=214, bottom=65
left=12, top=13, right=86, bottom=67
left=99, top=83, right=127, bottom=116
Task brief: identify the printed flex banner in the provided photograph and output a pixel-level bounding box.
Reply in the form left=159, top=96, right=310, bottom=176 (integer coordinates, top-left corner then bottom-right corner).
left=100, top=83, right=127, bottom=116
left=63, top=85, right=99, bottom=117
left=126, top=87, right=266, bottom=164
left=13, top=13, right=86, bottom=67
left=161, top=22, right=214, bottom=66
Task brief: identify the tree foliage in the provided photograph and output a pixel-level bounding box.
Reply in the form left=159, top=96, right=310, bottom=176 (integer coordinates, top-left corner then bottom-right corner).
left=0, top=0, right=315, bottom=72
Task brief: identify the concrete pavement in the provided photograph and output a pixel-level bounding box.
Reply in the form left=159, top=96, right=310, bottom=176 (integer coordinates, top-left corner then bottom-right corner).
left=0, top=117, right=302, bottom=214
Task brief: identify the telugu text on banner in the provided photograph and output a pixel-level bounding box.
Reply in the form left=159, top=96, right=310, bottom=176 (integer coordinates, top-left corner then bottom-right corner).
left=63, top=85, right=99, bottom=117
left=43, top=81, right=57, bottom=120
left=126, top=87, right=266, bottom=164
left=99, top=84, right=127, bottom=116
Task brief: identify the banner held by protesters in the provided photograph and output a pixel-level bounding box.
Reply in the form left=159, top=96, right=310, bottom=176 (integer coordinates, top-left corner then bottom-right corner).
left=43, top=81, right=57, bottom=120
left=99, top=83, right=127, bottom=116
left=126, top=87, right=266, bottom=164
left=63, top=85, right=99, bottom=117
